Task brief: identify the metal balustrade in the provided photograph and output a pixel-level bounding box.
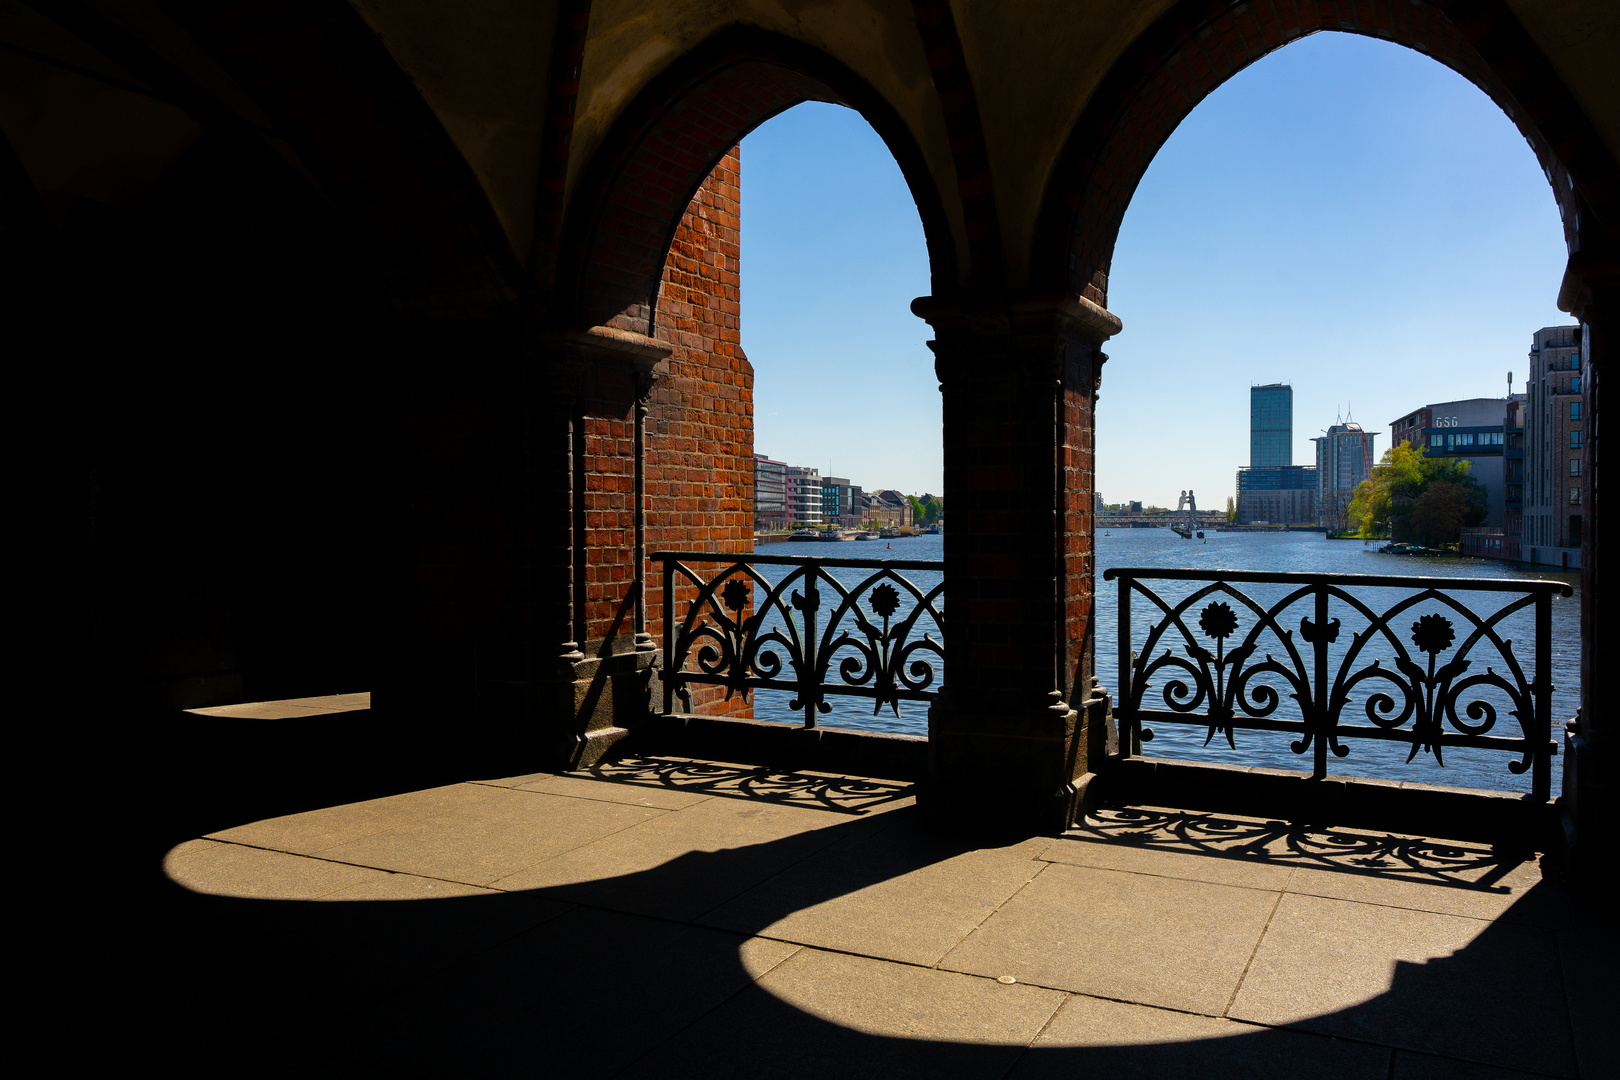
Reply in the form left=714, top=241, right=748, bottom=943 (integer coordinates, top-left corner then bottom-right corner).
left=1105, top=567, right=1573, bottom=800
left=655, top=552, right=944, bottom=727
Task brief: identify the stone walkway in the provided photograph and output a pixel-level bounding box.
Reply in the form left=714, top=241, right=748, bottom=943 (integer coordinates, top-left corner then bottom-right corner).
left=155, top=756, right=1614, bottom=1078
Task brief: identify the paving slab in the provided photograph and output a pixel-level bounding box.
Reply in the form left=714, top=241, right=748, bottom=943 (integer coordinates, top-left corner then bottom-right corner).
left=205, top=781, right=512, bottom=854
left=1285, top=859, right=1567, bottom=927
left=1042, top=835, right=1297, bottom=891
left=701, top=812, right=1050, bottom=964
left=476, top=769, right=715, bottom=809
left=488, top=794, right=890, bottom=919
left=942, top=862, right=1281, bottom=1015
left=236, top=785, right=667, bottom=886
left=1010, top=993, right=1389, bottom=1080
left=186, top=692, right=371, bottom=718
left=1229, top=893, right=1575, bottom=1077
left=163, top=839, right=395, bottom=900
left=619, top=947, right=1065, bottom=1080
left=1390, top=1050, right=1552, bottom=1079
left=341, top=908, right=799, bottom=1077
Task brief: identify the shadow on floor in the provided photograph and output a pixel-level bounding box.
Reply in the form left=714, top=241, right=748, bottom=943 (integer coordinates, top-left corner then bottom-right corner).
left=111, top=712, right=1612, bottom=1078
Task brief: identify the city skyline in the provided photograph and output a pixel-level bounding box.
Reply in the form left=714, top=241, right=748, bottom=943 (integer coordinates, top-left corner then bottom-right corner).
left=740, top=32, right=1569, bottom=506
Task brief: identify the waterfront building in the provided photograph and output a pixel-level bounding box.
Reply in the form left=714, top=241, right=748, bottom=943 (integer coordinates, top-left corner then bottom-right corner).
left=1502, top=395, right=1526, bottom=559
left=865, top=489, right=914, bottom=528
left=785, top=466, right=822, bottom=526
left=1387, top=397, right=1513, bottom=527
left=821, top=476, right=860, bottom=526
left=1237, top=382, right=1315, bottom=524
left=1312, top=419, right=1379, bottom=532
left=1235, top=465, right=1318, bottom=525
left=1250, top=383, right=1293, bottom=468
left=753, top=455, right=787, bottom=531
left=1522, top=325, right=1587, bottom=564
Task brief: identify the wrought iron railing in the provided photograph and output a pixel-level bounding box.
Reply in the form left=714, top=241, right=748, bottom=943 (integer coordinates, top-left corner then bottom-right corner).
left=1104, top=567, right=1573, bottom=800
left=654, top=552, right=944, bottom=727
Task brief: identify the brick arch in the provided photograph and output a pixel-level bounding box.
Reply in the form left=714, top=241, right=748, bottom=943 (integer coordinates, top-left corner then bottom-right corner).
left=557, top=26, right=958, bottom=335
left=1033, top=0, right=1620, bottom=306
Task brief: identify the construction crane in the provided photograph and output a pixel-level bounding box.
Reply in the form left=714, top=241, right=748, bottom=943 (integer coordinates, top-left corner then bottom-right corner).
left=1173, top=490, right=1204, bottom=539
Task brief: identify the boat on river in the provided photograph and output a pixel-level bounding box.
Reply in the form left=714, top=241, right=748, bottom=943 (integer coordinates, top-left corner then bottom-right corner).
left=1378, top=542, right=1445, bottom=555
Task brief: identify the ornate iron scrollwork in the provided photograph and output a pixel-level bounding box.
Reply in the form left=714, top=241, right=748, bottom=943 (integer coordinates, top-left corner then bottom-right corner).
left=1104, top=567, right=1570, bottom=800
left=656, top=552, right=944, bottom=728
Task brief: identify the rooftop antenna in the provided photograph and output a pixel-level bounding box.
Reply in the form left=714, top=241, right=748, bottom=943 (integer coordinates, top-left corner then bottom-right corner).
left=1507, top=371, right=1513, bottom=396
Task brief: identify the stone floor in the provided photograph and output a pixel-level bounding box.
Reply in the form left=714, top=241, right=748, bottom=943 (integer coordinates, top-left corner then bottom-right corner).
left=150, top=754, right=1615, bottom=1078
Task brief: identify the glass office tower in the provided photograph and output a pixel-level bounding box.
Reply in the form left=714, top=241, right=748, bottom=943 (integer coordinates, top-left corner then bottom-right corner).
left=1251, top=383, right=1293, bottom=467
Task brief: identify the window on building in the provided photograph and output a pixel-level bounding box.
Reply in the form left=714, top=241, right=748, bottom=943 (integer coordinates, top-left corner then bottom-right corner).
left=1571, top=489, right=1583, bottom=505
left=1570, top=459, right=1582, bottom=477
left=1571, top=430, right=1582, bottom=449
left=1571, top=376, right=1582, bottom=394
left=1571, top=402, right=1581, bottom=419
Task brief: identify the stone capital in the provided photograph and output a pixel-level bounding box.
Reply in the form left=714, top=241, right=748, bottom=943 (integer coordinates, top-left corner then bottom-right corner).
left=537, top=325, right=674, bottom=397
left=911, top=289, right=1122, bottom=345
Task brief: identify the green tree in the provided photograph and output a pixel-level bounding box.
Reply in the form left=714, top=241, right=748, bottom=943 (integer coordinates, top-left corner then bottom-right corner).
left=1349, top=440, right=1488, bottom=544
left=1224, top=496, right=1236, bottom=523
left=1406, top=480, right=1471, bottom=548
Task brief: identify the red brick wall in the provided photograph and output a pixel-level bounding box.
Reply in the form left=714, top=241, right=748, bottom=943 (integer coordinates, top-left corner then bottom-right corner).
left=571, top=146, right=753, bottom=714
left=646, top=146, right=755, bottom=715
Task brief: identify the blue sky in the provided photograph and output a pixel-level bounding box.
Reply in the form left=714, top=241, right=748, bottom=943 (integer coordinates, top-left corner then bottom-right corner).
left=739, top=31, right=1570, bottom=505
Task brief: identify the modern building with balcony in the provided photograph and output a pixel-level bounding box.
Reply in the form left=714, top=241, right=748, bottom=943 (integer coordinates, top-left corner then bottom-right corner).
left=786, top=466, right=823, bottom=526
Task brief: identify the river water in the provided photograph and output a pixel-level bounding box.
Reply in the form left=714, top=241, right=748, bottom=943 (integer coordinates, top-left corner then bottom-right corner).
left=743, top=529, right=1580, bottom=795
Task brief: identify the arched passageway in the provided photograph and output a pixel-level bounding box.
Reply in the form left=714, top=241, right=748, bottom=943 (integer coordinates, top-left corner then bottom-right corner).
left=13, top=1, right=1612, bottom=876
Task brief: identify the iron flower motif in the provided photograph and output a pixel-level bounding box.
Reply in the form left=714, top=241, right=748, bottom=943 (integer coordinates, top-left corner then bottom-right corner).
left=1198, top=601, right=1239, bottom=641
left=721, top=579, right=750, bottom=613
left=870, top=583, right=901, bottom=620
left=1410, top=613, right=1455, bottom=656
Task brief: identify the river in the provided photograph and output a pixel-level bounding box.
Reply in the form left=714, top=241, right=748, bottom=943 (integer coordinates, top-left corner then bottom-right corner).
left=743, top=529, right=1579, bottom=795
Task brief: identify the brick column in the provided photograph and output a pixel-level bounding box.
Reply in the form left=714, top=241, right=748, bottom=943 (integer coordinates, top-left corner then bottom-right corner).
left=1559, top=249, right=1618, bottom=885
left=533, top=327, right=670, bottom=769
left=914, top=292, right=1119, bottom=828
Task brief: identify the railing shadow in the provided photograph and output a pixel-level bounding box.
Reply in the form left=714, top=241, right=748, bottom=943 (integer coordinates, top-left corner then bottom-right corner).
left=1075, top=806, right=1523, bottom=891
left=582, top=753, right=915, bottom=814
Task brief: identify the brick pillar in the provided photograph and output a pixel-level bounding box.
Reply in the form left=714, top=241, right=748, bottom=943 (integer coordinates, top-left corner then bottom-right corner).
left=533, top=328, right=671, bottom=770
left=1560, top=248, right=1618, bottom=885
left=914, top=292, right=1119, bottom=828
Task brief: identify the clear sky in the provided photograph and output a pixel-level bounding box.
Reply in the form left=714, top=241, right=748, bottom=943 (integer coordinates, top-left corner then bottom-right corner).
left=738, top=31, right=1570, bottom=504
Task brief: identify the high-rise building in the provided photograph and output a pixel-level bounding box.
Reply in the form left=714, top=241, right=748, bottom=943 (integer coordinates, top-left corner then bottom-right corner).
left=1522, top=325, right=1587, bottom=562
left=1250, top=383, right=1293, bottom=468
left=1237, top=382, right=1315, bottom=524
left=1312, top=420, right=1379, bottom=531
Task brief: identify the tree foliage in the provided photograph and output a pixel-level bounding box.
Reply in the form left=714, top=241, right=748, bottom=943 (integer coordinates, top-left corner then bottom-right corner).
left=1348, top=440, right=1488, bottom=544
left=908, top=494, right=943, bottom=525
